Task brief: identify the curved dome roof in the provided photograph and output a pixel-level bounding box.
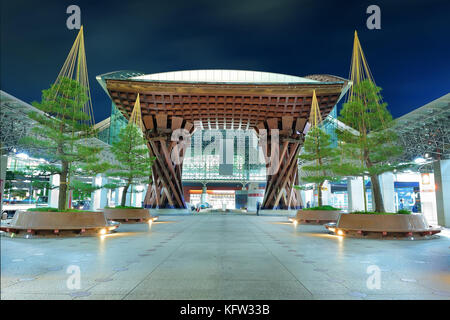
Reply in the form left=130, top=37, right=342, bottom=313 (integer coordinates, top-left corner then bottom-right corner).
left=131, top=69, right=318, bottom=84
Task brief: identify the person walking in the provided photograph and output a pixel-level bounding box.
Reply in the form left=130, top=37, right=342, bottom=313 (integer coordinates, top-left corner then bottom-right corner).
left=256, top=201, right=260, bottom=216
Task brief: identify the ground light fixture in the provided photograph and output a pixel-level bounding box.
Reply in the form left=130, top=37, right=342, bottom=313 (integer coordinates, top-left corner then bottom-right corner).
left=288, top=217, right=298, bottom=226
left=147, top=216, right=158, bottom=226
left=102, top=222, right=120, bottom=235
left=325, top=223, right=342, bottom=235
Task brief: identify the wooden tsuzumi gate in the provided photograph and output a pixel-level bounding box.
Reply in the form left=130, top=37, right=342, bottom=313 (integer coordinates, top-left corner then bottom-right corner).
left=97, top=70, right=349, bottom=209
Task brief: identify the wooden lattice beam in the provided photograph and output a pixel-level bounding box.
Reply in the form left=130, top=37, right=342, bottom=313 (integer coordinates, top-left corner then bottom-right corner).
left=106, top=78, right=349, bottom=209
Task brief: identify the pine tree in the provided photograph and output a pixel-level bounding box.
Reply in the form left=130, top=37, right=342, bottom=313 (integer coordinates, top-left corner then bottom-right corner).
left=70, top=179, right=100, bottom=202
left=108, top=123, right=154, bottom=207
left=18, top=166, right=52, bottom=199
left=337, top=80, right=404, bottom=212
left=20, top=77, right=108, bottom=211
left=298, top=126, right=340, bottom=207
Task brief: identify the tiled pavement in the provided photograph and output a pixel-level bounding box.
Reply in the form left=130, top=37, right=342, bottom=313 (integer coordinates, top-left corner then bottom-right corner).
left=1, top=215, right=449, bottom=300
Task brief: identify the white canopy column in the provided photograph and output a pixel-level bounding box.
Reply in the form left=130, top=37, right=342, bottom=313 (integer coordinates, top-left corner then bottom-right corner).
left=379, top=172, right=395, bottom=213
left=347, top=177, right=365, bottom=212
left=434, top=159, right=450, bottom=227
left=0, top=153, right=8, bottom=215
left=48, top=174, right=60, bottom=208
left=91, top=174, right=108, bottom=210
left=321, top=181, right=332, bottom=206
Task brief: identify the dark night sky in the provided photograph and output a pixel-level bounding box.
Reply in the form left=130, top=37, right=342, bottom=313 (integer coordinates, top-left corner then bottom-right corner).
left=1, top=0, right=449, bottom=122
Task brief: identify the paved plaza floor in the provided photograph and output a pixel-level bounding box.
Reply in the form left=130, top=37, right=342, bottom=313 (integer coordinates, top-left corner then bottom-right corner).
left=1, top=214, right=449, bottom=300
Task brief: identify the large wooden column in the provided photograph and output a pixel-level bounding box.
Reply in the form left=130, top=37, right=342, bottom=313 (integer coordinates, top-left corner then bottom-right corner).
left=259, top=116, right=305, bottom=210
left=142, top=114, right=193, bottom=209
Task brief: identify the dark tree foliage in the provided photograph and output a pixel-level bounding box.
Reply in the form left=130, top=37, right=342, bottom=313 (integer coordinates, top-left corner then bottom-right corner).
left=108, top=123, right=154, bottom=207
left=337, top=80, right=404, bottom=212
left=20, top=77, right=109, bottom=210
left=298, top=126, right=340, bottom=207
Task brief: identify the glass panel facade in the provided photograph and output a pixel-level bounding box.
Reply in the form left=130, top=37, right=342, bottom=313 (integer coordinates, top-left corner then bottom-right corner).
left=105, top=109, right=267, bottom=183
left=322, top=106, right=338, bottom=146
left=99, top=102, right=129, bottom=145
left=97, top=125, right=110, bottom=144
left=182, top=129, right=266, bottom=182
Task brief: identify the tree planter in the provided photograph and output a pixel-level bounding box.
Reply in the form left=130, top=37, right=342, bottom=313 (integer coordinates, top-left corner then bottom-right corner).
left=291, top=210, right=342, bottom=225
left=326, top=213, right=441, bottom=239
left=103, top=208, right=156, bottom=223
left=0, top=210, right=119, bottom=238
